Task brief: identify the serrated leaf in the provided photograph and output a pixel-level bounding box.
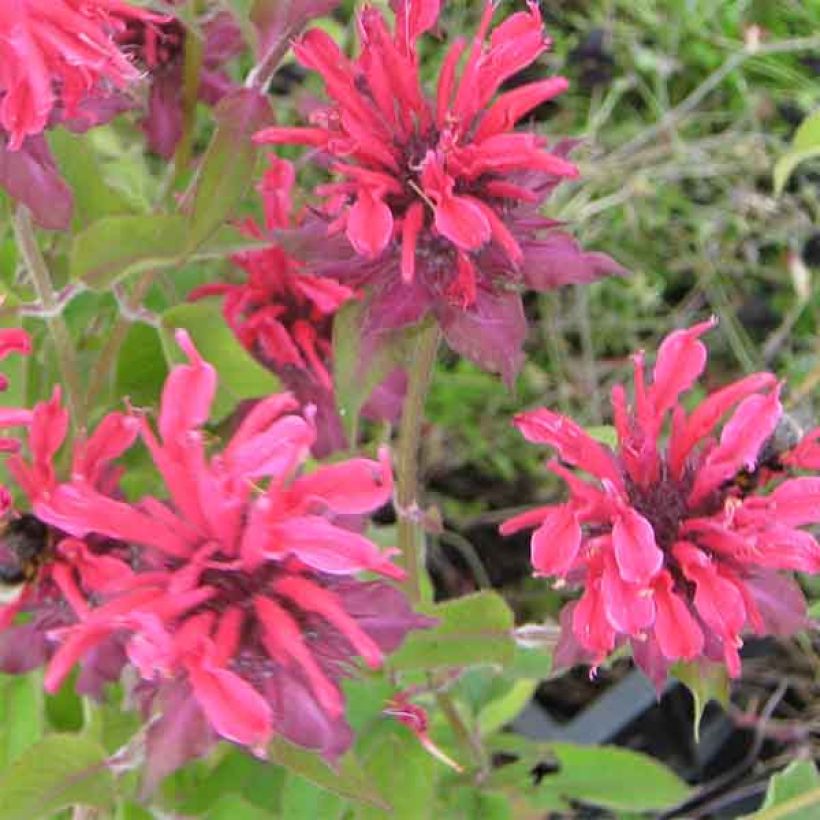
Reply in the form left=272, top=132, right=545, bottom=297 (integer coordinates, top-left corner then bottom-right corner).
left=751, top=760, right=820, bottom=820
left=161, top=298, right=280, bottom=420
left=0, top=734, right=115, bottom=820
left=48, top=128, right=134, bottom=229
left=387, top=591, right=515, bottom=671
left=672, top=660, right=729, bottom=742
left=269, top=738, right=389, bottom=810
left=71, top=214, right=186, bottom=288
left=70, top=215, right=267, bottom=290
left=773, top=110, right=820, bottom=194
left=489, top=736, right=690, bottom=813
left=185, top=88, right=272, bottom=249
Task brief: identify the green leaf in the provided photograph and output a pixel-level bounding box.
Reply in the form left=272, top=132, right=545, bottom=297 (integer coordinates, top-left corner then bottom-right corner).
left=185, top=88, right=272, bottom=249
left=490, top=737, right=690, bottom=813
left=445, top=788, right=513, bottom=820
left=0, top=673, right=44, bottom=769
left=115, top=323, right=169, bottom=407
left=355, top=724, right=436, bottom=820
left=176, top=749, right=284, bottom=815
left=161, top=298, right=280, bottom=420
left=773, top=110, right=820, bottom=194
left=387, top=591, right=515, bottom=671
left=332, top=300, right=418, bottom=441
left=0, top=734, right=115, bottom=820
left=672, top=660, right=729, bottom=741
left=477, top=680, right=537, bottom=738
left=70, top=214, right=267, bottom=289
left=280, top=773, right=347, bottom=820
left=48, top=129, right=134, bottom=229
left=269, top=738, right=389, bottom=810
left=751, top=760, right=820, bottom=820
left=207, top=794, right=275, bottom=820
left=70, top=214, right=186, bottom=288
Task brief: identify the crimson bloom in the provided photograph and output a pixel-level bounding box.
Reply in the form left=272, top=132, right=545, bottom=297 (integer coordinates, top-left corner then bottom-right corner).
left=0, top=0, right=164, bottom=150
left=0, top=0, right=166, bottom=228
left=33, top=331, right=429, bottom=787
left=0, top=331, right=139, bottom=695
left=254, top=0, right=622, bottom=382
left=502, top=320, right=820, bottom=686
left=192, top=156, right=405, bottom=455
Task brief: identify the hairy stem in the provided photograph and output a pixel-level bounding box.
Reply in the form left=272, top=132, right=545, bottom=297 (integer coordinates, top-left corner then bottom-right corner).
left=396, top=321, right=440, bottom=602
left=12, top=206, right=85, bottom=427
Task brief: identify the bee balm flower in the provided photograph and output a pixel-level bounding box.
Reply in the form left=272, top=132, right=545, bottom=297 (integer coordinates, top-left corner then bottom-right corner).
left=502, top=319, right=820, bottom=686
left=254, top=0, right=622, bottom=382
left=35, top=331, right=430, bottom=786
left=0, top=0, right=165, bottom=150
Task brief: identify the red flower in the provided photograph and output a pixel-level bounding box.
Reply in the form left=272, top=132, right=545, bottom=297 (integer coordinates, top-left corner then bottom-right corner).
left=254, top=0, right=622, bottom=382
left=191, top=156, right=405, bottom=455
left=0, top=0, right=165, bottom=151
left=193, top=157, right=355, bottom=395
left=502, top=319, right=820, bottom=686
left=0, top=380, right=140, bottom=697
left=35, top=331, right=430, bottom=784
left=114, top=5, right=243, bottom=157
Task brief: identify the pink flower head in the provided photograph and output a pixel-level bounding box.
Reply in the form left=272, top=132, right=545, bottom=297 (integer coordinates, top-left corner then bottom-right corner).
left=502, top=319, right=820, bottom=687
left=35, top=331, right=430, bottom=781
left=0, top=0, right=166, bottom=151
left=254, top=0, right=623, bottom=382
left=192, top=157, right=355, bottom=395
left=115, top=5, right=243, bottom=157
left=0, top=382, right=140, bottom=697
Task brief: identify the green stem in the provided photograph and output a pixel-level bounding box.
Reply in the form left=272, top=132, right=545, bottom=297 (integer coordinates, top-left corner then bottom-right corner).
left=396, top=321, right=440, bottom=602
left=435, top=691, right=488, bottom=774
left=12, top=206, right=86, bottom=427
left=85, top=270, right=155, bottom=408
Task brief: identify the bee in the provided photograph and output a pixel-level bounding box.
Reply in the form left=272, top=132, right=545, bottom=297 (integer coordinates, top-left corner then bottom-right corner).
left=0, top=514, right=53, bottom=598
left=727, top=413, right=804, bottom=497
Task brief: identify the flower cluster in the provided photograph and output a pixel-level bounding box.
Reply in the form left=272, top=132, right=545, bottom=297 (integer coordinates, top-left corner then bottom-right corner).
left=0, top=332, right=428, bottom=789
left=255, top=0, right=622, bottom=382
left=191, top=157, right=356, bottom=427
left=502, top=320, right=820, bottom=686
left=0, top=0, right=166, bottom=228
left=191, top=156, right=406, bottom=454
